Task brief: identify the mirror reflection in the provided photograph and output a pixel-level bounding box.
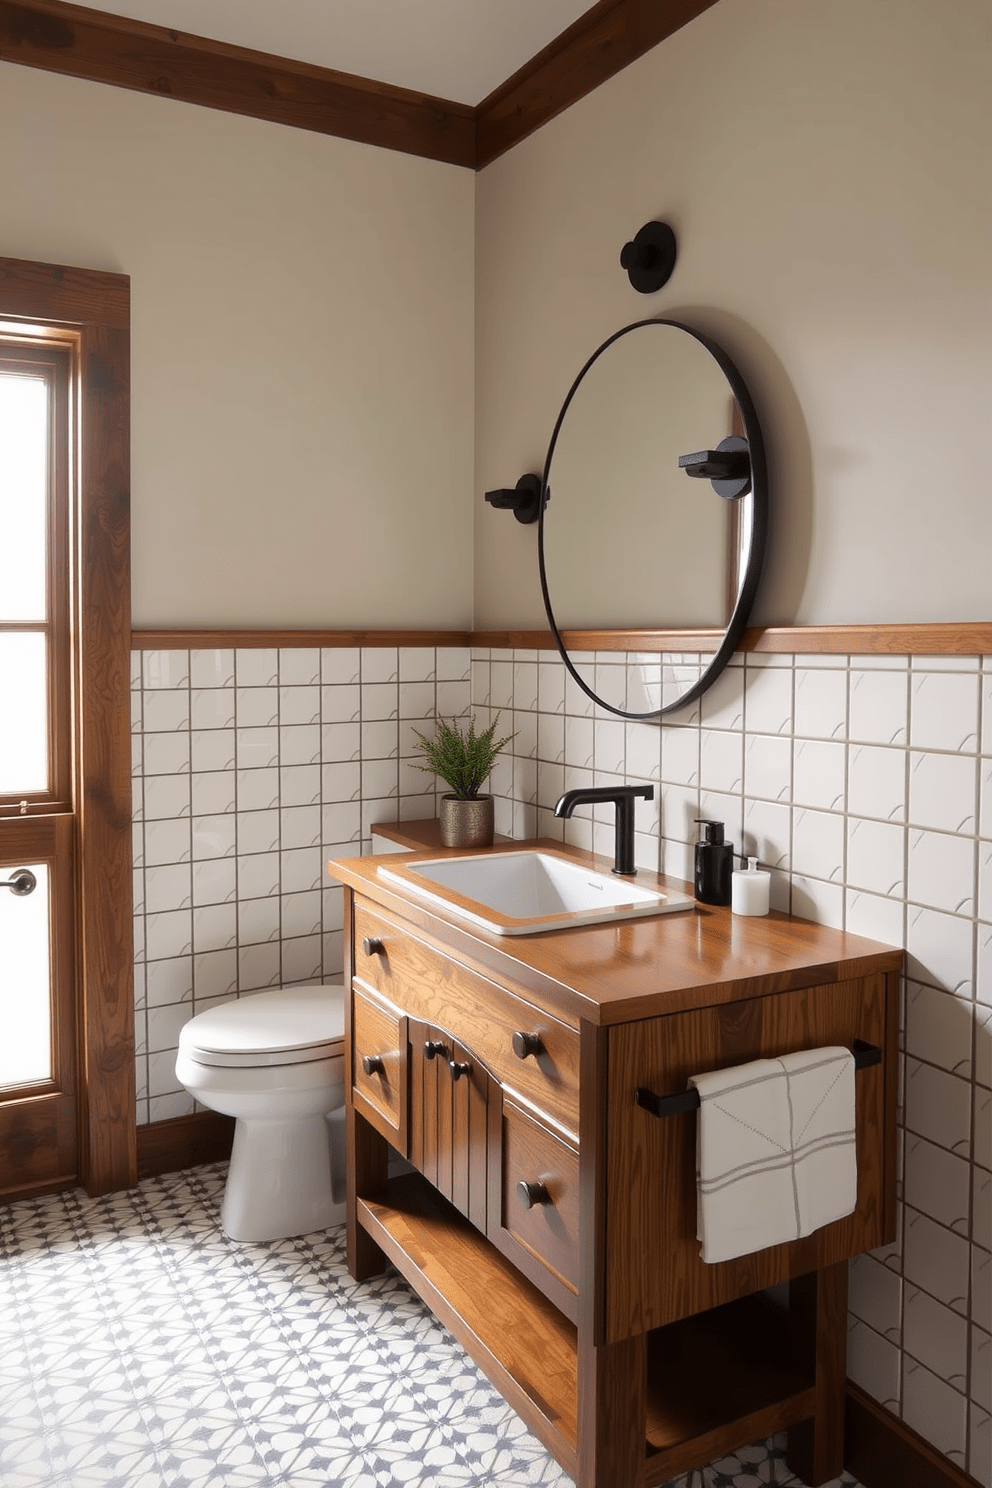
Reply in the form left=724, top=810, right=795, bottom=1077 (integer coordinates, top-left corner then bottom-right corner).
left=538, top=318, right=765, bottom=719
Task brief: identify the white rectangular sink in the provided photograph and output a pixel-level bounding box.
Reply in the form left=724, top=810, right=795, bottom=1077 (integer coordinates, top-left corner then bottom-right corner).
left=378, top=849, right=695, bottom=936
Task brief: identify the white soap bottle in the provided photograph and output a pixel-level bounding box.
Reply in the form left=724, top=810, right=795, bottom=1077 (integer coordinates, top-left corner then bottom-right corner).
left=731, top=856, right=770, bottom=916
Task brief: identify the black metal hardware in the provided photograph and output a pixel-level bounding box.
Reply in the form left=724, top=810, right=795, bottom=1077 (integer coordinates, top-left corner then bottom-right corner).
left=448, top=1060, right=472, bottom=1082
left=361, top=1054, right=384, bottom=1076
left=634, top=1041, right=883, bottom=1118
left=679, top=435, right=752, bottom=500
left=619, top=220, right=677, bottom=294
left=517, top=1180, right=550, bottom=1210
left=484, top=473, right=546, bottom=525
left=362, top=936, right=385, bottom=957
left=424, top=1040, right=447, bottom=1061
left=554, top=784, right=653, bottom=876
left=512, top=1031, right=543, bottom=1060
left=0, top=868, right=36, bottom=896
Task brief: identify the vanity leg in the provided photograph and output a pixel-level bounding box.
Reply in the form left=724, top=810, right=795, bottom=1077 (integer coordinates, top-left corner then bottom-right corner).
left=575, top=1333, right=646, bottom=1488
left=787, top=1261, right=848, bottom=1485
left=346, top=1103, right=388, bottom=1281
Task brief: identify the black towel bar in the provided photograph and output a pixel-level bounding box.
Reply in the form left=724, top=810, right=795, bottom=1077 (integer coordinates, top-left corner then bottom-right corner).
left=634, top=1039, right=882, bottom=1120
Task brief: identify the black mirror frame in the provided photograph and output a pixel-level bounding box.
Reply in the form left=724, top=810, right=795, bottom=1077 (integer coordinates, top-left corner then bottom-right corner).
left=537, top=317, right=768, bottom=721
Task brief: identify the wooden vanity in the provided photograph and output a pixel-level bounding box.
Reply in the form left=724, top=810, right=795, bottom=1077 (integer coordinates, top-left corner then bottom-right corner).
left=328, top=832, right=901, bottom=1488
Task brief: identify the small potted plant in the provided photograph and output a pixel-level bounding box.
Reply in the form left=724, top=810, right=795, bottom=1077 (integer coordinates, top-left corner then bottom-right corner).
left=412, top=713, right=515, bottom=848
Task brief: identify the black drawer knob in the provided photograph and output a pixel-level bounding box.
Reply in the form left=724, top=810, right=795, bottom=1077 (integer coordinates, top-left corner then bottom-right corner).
left=424, top=1040, right=447, bottom=1061
left=362, top=936, right=385, bottom=957
left=517, top=1180, right=550, bottom=1210
left=361, top=1054, right=384, bottom=1076
left=448, top=1059, right=472, bottom=1082
left=512, top=1030, right=543, bottom=1060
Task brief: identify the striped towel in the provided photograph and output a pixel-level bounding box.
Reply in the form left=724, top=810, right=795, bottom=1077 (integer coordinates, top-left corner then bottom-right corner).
left=688, top=1046, right=857, bottom=1264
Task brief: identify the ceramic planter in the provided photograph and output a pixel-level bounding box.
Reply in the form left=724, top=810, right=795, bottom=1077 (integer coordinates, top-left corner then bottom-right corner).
left=439, top=794, right=494, bottom=849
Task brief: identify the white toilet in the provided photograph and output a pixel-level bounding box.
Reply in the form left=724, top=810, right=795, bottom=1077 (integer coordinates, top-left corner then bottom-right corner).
left=175, top=981, right=347, bottom=1243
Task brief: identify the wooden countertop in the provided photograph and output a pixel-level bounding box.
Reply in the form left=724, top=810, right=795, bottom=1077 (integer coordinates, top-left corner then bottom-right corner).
left=331, top=825, right=903, bottom=1027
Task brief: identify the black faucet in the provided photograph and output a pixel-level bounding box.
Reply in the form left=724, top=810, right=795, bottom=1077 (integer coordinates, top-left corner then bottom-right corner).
left=554, top=784, right=654, bottom=876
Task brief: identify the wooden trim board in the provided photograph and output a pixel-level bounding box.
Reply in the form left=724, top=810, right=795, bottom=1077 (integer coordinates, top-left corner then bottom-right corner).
left=136, top=1110, right=234, bottom=1179
left=130, top=623, right=992, bottom=657
left=844, top=1382, right=981, bottom=1488
left=1, top=0, right=716, bottom=169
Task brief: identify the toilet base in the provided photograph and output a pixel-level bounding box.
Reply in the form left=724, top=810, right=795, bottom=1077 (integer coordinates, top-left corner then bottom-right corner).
left=221, top=1107, right=346, bottom=1243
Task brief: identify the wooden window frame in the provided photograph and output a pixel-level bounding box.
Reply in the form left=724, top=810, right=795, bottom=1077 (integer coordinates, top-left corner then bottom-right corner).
left=0, top=255, right=135, bottom=1196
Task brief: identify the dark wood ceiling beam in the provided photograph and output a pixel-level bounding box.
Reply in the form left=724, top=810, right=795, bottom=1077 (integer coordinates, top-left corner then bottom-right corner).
left=0, top=0, right=476, bottom=166
left=475, top=0, right=720, bottom=168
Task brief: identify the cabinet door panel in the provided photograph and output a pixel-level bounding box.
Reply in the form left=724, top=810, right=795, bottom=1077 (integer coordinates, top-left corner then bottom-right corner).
left=352, top=986, right=408, bottom=1152
left=409, top=1019, right=489, bottom=1232
left=605, top=975, right=894, bottom=1340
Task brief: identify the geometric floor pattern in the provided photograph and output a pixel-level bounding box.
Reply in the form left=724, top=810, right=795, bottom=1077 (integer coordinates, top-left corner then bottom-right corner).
left=0, top=1164, right=865, bottom=1488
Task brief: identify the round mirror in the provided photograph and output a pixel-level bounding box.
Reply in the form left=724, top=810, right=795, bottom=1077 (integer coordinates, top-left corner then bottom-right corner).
left=538, top=318, right=767, bottom=719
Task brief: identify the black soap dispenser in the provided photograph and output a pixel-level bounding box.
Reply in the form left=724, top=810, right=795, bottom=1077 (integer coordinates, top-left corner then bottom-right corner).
left=694, top=819, right=734, bottom=906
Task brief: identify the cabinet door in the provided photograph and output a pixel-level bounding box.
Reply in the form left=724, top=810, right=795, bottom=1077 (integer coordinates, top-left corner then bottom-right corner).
left=352, top=985, right=408, bottom=1153
left=409, top=1019, right=489, bottom=1233
left=605, top=975, right=895, bottom=1340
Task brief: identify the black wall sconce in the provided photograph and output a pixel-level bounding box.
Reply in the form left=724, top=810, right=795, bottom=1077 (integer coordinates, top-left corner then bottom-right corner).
left=484, top=473, right=545, bottom=525
left=679, top=435, right=752, bottom=500
left=620, top=220, right=677, bottom=294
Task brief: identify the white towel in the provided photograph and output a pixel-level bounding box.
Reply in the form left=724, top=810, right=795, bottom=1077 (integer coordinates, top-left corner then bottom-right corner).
left=688, top=1046, right=857, bottom=1265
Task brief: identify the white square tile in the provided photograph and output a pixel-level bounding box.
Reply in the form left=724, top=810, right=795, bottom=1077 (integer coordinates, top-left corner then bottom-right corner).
left=239, top=941, right=281, bottom=991
left=847, top=743, right=906, bottom=822
left=627, top=661, right=663, bottom=715
left=976, top=1091, right=992, bottom=1173
left=191, top=857, right=237, bottom=907
left=145, top=955, right=194, bottom=1008
left=146, top=1001, right=191, bottom=1056
left=793, top=739, right=847, bottom=812
left=144, top=818, right=191, bottom=867
left=563, top=669, right=594, bottom=718
left=791, top=875, right=844, bottom=929
left=397, top=647, right=434, bottom=684
left=906, top=905, right=975, bottom=996
left=847, top=818, right=905, bottom=897
left=512, top=660, right=538, bottom=712
left=189, top=770, right=236, bottom=817
left=981, top=761, right=992, bottom=842
left=850, top=668, right=909, bottom=746
left=847, top=1320, right=901, bottom=1412
left=191, top=902, right=237, bottom=952
left=908, top=829, right=976, bottom=916
left=193, top=947, right=238, bottom=1000
left=322, top=647, right=361, bottom=685
left=437, top=647, right=470, bottom=682
left=142, top=689, right=190, bottom=733
left=977, top=1001, right=992, bottom=1084
left=362, top=759, right=398, bottom=801
left=322, top=760, right=361, bottom=803
left=742, top=799, right=791, bottom=871
left=362, top=648, right=398, bottom=684
left=661, top=725, right=699, bottom=787
left=975, top=1169, right=992, bottom=1250
left=848, top=1253, right=902, bottom=1338
left=979, top=842, right=992, bottom=924
left=237, top=809, right=280, bottom=856
left=472, top=657, right=491, bottom=708
left=905, top=982, right=973, bottom=1080
left=191, top=814, right=237, bottom=861
left=144, top=863, right=192, bottom=915
left=564, top=715, right=595, bottom=770
left=361, top=720, right=399, bottom=760
left=238, top=895, right=280, bottom=945
left=972, top=1328, right=992, bottom=1409
left=904, top=1059, right=972, bottom=1159
left=700, top=730, right=743, bottom=795
left=235, top=648, right=278, bottom=687
left=281, top=934, right=323, bottom=984
left=323, top=801, right=361, bottom=846
left=321, top=683, right=361, bottom=723
left=142, top=650, right=189, bottom=690
left=145, top=909, right=193, bottom=961
left=190, top=688, right=236, bottom=731
left=322, top=721, right=361, bottom=762
left=279, top=686, right=320, bottom=726
left=970, top=1403, right=991, bottom=1488
left=911, top=671, right=981, bottom=753
left=793, top=807, right=845, bottom=883
left=910, top=751, right=978, bottom=833
left=904, top=1209, right=971, bottom=1314
left=143, top=732, right=191, bottom=776
left=903, top=1357, right=968, bottom=1463
left=280, top=724, right=321, bottom=766
left=625, top=720, right=661, bottom=780
left=191, top=728, right=236, bottom=773
left=235, top=726, right=278, bottom=771
left=595, top=719, right=626, bottom=776
left=278, top=648, right=320, bottom=686
left=593, top=661, right=627, bottom=714
left=399, top=681, right=435, bottom=720
left=147, top=1050, right=185, bottom=1098
left=513, top=709, right=538, bottom=761
left=236, top=766, right=278, bottom=813
left=236, top=687, right=278, bottom=729
left=661, top=784, right=701, bottom=847
left=237, top=852, right=280, bottom=900
left=281, top=890, right=322, bottom=940
left=143, top=774, right=192, bottom=821
left=742, top=662, right=793, bottom=736
left=279, top=803, right=322, bottom=851
left=189, top=647, right=234, bottom=689
left=437, top=679, right=471, bottom=718
left=279, top=764, right=320, bottom=807
left=743, top=733, right=791, bottom=802
left=904, top=1134, right=971, bottom=1236
left=794, top=667, right=848, bottom=741
left=845, top=889, right=905, bottom=946
left=538, top=661, right=565, bottom=715
left=537, top=712, right=565, bottom=765
left=699, top=663, right=744, bottom=730
left=974, top=1246, right=992, bottom=1330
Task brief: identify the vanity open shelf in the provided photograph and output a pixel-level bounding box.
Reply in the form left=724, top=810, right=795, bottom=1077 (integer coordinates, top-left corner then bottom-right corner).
left=330, top=831, right=902, bottom=1488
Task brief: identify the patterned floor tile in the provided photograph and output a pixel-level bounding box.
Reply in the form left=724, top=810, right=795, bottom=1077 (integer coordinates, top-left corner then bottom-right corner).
left=0, top=1165, right=868, bottom=1488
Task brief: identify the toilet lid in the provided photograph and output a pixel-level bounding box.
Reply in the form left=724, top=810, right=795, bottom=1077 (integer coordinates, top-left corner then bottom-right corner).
left=179, top=983, right=345, bottom=1068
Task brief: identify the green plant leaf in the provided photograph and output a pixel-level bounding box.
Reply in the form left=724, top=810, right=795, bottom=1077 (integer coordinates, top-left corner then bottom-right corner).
left=411, top=713, right=516, bottom=799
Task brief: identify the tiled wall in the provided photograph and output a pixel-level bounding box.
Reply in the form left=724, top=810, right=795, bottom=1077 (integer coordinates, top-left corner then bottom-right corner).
left=131, top=640, right=991, bottom=1481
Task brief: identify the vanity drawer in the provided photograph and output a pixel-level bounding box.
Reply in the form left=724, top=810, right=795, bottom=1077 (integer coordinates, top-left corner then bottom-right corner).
left=352, top=985, right=408, bottom=1152
left=492, top=1098, right=579, bottom=1298
left=354, top=899, right=580, bottom=1134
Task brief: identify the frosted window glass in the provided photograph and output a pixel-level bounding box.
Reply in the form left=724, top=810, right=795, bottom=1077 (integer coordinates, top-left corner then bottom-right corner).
left=0, top=633, right=48, bottom=793
left=0, top=374, right=48, bottom=624
left=0, top=862, right=51, bottom=1088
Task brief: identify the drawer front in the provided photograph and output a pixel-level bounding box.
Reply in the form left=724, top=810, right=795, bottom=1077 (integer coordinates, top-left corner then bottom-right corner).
left=493, top=1098, right=579, bottom=1295
left=352, top=985, right=407, bottom=1152
left=354, top=900, right=580, bottom=1134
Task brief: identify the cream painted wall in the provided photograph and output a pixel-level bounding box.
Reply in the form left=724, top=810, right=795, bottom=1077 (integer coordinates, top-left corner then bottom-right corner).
left=474, top=0, right=992, bottom=629
left=0, top=62, right=475, bottom=629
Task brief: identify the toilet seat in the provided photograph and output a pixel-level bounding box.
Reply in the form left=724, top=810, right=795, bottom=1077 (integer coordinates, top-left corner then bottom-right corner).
left=179, top=984, right=345, bottom=1069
